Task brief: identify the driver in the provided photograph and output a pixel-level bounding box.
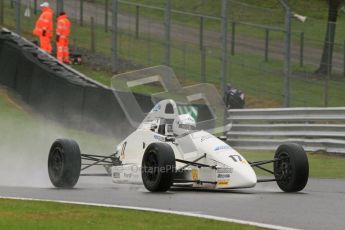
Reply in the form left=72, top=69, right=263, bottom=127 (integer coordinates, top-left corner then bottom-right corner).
left=172, top=114, right=196, bottom=136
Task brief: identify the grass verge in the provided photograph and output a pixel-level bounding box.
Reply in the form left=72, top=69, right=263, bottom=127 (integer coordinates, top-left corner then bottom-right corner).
left=0, top=199, right=262, bottom=230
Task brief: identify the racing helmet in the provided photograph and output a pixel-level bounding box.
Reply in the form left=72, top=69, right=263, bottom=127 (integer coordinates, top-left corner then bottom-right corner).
left=172, top=114, right=196, bottom=136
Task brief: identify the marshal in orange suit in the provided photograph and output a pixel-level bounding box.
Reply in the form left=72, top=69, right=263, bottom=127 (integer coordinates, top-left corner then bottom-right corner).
left=33, top=2, right=53, bottom=54
left=56, top=12, right=71, bottom=63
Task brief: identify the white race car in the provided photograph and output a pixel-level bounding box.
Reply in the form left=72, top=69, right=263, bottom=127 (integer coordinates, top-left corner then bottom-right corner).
left=48, top=99, right=309, bottom=192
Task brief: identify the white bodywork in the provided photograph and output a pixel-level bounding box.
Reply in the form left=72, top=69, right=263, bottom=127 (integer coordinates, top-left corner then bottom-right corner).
left=111, top=99, right=257, bottom=189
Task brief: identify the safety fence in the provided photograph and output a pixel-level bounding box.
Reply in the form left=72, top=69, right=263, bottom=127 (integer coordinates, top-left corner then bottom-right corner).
left=1, top=0, right=345, bottom=108
left=0, top=29, right=153, bottom=137
left=227, top=107, right=345, bottom=154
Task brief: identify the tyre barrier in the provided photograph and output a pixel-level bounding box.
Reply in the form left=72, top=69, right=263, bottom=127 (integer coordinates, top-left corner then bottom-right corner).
left=0, top=29, right=215, bottom=137
left=15, top=49, right=35, bottom=102
left=0, top=29, right=151, bottom=137
left=0, top=40, right=20, bottom=88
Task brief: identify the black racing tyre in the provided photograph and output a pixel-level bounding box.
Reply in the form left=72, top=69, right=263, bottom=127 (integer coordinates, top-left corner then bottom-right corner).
left=48, top=139, right=81, bottom=188
left=141, top=143, right=176, bottom=192
left=274, top=143, right=309, bottom=192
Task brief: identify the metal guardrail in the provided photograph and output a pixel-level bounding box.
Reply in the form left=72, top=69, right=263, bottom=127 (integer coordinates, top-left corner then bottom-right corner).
left=227, top=108, right=345, bottom=153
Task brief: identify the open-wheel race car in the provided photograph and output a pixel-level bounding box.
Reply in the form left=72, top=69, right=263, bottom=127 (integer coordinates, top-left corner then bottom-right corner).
left=48, top=99, right=309, bottom=192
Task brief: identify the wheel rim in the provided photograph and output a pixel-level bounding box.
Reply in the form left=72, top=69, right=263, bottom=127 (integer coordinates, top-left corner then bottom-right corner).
left=144, top=151, right=159, bottom=182
left=49, top=147, right=64, bottom=180
left=275, top=152, right=292, bottom=184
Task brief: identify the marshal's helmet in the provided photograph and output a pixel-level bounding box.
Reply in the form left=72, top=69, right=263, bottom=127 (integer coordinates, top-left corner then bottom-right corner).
left=172, top=114, right=196, bottom=136
left=40, top=2, right=50, bottom=8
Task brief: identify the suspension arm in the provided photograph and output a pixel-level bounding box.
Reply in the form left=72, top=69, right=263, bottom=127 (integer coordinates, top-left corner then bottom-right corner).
left=249, top=157, right=288, bottom=167
left=80, top=153, right=121, bottom=171
left=176, top=154, right=216, bottom=170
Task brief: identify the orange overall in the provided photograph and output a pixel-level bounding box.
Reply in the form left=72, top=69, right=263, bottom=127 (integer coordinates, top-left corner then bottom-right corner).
left=56, top=14, right=71, bottom=63
left=33, top=7, right=53, bottom=54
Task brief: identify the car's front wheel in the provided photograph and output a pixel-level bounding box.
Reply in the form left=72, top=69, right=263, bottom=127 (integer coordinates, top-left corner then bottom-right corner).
left=141, top=143, right=176, bottom=192
left=274, top=143, right=309, bottom=192
left=48, top=139, right=81, bottom=188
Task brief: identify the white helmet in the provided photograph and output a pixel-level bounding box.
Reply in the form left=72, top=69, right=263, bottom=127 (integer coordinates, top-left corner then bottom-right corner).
left=40, top=2, right=49, bottom=8
left=172, top=114, right=196, bottom=136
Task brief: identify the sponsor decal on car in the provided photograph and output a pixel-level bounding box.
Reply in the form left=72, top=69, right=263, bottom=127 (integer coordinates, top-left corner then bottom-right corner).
left=214, top=145, right=231, bottom=151
left=217, top=168, right=233, bottom=173
left=124, top=173, right=132, bottom=179
left=186, top=116, right=195, bottom=122
left=120, top=142, right=127, bottom=160
left=217, top=173, right=230, bottom=179
left=112, top=172, right=120, bottom=178
left=217, top=179, right=230, bottom=186
left=229, top=155, right=247, bottom=163
left=200, top=135, right=213, bottom=142
left=154, top=134, right=165, bottom=142
left=191, top=168, right=199, bottom=180
left=152, top=104, right=161, bottom=112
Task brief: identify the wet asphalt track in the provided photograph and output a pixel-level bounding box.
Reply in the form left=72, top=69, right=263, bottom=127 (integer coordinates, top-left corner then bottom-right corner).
left=0, top=177, right=344, bottom=230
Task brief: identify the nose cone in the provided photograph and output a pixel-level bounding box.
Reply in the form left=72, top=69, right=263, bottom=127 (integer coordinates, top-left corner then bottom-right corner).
left=231, top=164, right=257, bottom=188
left=241, top=167, right=257, bottom=187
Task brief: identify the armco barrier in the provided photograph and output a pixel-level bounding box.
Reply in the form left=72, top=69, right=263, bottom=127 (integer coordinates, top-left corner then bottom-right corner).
left=227, top=108, right=345, bottom=153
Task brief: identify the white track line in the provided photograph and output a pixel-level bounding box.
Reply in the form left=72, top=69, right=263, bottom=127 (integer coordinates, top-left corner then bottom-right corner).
left=0, top=196, right=299, bottom=230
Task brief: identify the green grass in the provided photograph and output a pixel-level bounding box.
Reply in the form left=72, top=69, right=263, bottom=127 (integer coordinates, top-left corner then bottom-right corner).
left=0, top=199, right=262, bottom=230
left=72, top=22, right=345, bottom=107
left=73, top=65, right=113, bottom=86
left=240, top=150, right=345, bottom=178
left=111, top=0, right=345, bottom=45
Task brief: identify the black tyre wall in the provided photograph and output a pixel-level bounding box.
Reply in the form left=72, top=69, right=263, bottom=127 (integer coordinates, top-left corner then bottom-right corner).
left=0, top=42, right=20, bottom=88
left=28, top=64, right=53, bottom=113
left=0, top=31, right=153, bottom=137
left=14, top=50, right=35, bottom=102
left=61, top=80, right=86, bottom=129
left=133, top=92, right=154, bottom=113
left=82, top=86, right=133, bottom=136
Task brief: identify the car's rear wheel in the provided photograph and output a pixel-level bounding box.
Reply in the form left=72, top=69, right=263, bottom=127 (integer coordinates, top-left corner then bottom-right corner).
left=48, top=139, right=81, bottom=188
left=274, top=143, right=309, bottom=192
left=141, top=143, right=176, bottom=192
